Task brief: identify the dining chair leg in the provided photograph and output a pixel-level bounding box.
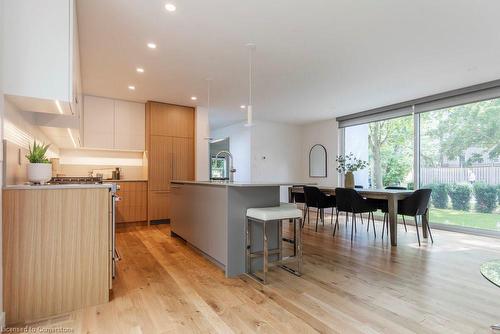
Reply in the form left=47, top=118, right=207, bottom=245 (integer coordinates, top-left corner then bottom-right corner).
left=321, top=208, right=325, bottom=226
left=331, top=207, right=334, bottom=224
left=366, top=215, right=370, bottom=232
left=402, top=215, right=408, bottom=232
left=346, top=212, right=349, bottom=227
left=414, top=216, right=421, bottom=246
left=307, top=207, right=310, bottom=225
left=303, top=205, right=307, bottom=222
left=360, top=213, right=364, bottom=225
left=371, top=212, right=376, bottom=238
left=351, top=213, right=355, bottom=242
left=315, top=208, right=319, bottom=232
left=427, top=220, right=434, bottom=243
left=333, top=210, right=339, bottom=237
left=354, top=213, right=357, bottom=233
left=382, top=213, right=386, bottom=238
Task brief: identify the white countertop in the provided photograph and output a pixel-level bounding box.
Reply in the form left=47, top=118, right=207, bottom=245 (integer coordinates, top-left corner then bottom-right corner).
left=4, top=183, right=115, bottom=190
left=171, top=180, right=313, bottom=187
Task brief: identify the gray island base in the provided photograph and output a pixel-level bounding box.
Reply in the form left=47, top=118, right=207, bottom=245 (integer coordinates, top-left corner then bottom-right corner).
left=170, top=181, right=301, bottom=277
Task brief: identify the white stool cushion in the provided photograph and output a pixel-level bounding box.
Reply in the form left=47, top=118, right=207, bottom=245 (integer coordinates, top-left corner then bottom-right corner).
left=247, top=206, right=302, bottom=221
left=280, top=202, right=297, bottom=208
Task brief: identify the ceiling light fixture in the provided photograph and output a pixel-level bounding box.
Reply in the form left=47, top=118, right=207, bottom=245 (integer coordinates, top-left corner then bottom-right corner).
left=165, top=3, right=176, bottom=12
left=245, top=43, right=256, bottom=127
left=128, top=85, right=136, bottom=90
left=147, top=42, right=157, bottom=49
left=136, top=67, right=144, bottom=73
left=240, top=105, right=246, bottom=110
left=190, top=96, right=197, bottom=101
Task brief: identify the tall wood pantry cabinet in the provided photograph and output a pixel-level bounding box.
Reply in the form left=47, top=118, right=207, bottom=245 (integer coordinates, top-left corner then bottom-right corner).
left=146, top=102, right=195, bottom=222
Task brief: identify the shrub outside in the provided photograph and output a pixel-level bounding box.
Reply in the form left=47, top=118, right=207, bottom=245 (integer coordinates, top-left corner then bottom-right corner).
left=427, top=183, right=449, bottom=209
left=448, top=183, right=472, bottom=211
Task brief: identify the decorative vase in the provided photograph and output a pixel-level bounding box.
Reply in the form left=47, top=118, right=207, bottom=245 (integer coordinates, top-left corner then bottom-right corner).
left=345, top=171, right=355, bottom=189
left=27, top=163, right=52, bottom=184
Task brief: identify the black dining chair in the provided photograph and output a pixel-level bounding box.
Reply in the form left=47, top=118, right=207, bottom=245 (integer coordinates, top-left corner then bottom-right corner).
left=369, top=186, right=408, bottom=237
left=396, top=189, right=433, bottom=246
left=303, top=186, right=336, bottom=232
left=334, top=188, right=377, bottom=241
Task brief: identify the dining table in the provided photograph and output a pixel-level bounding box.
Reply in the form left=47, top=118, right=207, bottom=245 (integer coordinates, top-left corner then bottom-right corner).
left=289, top=186, right=429, bottom=246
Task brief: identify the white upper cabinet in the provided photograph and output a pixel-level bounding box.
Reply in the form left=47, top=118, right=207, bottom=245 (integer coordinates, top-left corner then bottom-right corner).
left=83, top=96, right=145, bottom=151
left=114, top=101, right=145, bottom=151
left=83, top=96, right=115, bottom=150
left=2, top=0, right=81, bottom=116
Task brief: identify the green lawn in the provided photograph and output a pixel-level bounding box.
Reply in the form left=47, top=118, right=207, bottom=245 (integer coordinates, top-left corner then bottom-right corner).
left=429, top=208, right=500, bottom=231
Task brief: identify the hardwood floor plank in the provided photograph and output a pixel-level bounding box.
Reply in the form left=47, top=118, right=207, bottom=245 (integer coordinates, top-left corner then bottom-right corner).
left=4, top=213, right=499, bottom=334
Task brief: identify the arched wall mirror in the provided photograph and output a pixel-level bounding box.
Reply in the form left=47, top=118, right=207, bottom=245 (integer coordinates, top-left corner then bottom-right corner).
left=309, top=144, right=327, bottom=178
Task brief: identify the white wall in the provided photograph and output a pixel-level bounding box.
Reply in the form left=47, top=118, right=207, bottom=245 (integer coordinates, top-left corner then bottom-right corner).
left=195, top=107, right=210, bottom=181
left=211, top=122, right=252, bottom=182
left=251, top=121, right=302, bottom=183
left=301, top=119, right=340, bottom=187
left=250, top=121, right=303, bottom=201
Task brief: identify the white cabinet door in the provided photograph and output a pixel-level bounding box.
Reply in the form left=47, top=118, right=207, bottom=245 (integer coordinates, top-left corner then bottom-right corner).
left=114, top=101, right=145, bottom=151
left=3, top=0, right=73, bottom=103
left=83, top=96, right=115, bottom=149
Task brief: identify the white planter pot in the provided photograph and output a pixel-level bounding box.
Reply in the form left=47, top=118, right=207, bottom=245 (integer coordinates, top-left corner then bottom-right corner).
left=27, top=163, right=52, bottom=184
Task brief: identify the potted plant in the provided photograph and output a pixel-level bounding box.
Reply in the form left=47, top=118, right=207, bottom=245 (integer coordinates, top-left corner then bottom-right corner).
left=26, top=140, right=52, bottom=184
left=336, top=153, right=368, bottom=189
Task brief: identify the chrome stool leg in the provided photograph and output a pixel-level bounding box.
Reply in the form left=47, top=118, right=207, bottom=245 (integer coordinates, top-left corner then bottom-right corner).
left=279, top=218, right=302, bottom=277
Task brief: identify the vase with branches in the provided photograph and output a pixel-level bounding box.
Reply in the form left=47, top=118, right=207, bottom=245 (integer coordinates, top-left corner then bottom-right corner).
left=336, top=153, right=368, bottom=188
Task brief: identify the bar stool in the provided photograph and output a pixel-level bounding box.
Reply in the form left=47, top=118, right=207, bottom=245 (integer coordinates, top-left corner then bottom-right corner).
left=246, top=205, right=303, bottom=284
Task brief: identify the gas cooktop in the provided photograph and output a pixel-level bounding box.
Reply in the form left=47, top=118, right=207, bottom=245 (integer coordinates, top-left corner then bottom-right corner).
left=47, top=176, right=104, bottom=184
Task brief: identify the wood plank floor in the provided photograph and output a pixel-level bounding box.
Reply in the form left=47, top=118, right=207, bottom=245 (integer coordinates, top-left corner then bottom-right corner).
left=11, top=213, right=500, bottom=333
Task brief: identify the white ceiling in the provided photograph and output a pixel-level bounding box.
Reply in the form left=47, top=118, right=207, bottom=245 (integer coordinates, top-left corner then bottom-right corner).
left=76, top=0, right=500, bottom=129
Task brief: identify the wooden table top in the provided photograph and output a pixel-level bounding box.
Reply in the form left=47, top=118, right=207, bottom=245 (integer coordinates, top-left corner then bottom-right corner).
left=291, top=186, right=415, bottom=199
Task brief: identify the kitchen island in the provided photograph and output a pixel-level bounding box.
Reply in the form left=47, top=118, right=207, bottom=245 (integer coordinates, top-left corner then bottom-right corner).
left=170, top=181, right=299, bottom=277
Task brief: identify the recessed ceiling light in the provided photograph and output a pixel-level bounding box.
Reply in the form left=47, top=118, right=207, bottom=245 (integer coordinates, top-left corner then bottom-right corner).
left=136, top=67, right=144, bottom=73
left=165, top=3, right=176, bottom=12
left=240, top=105, right=246, bottom=109
left=147, top=43, right=157, bottom=49
left=191, top=96, right=197, bottom=101
left=128, top=85, right=136, bottom=90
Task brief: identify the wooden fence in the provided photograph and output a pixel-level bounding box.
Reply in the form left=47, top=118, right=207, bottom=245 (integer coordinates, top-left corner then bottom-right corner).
left=421, top=166, right=500, bottom=186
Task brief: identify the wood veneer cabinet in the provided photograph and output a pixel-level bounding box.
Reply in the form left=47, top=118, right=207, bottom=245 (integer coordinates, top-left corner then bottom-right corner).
left=115, top=181, right=148, bottom=223
left=2, top=187, right=111, bottom=325
left=146, top=102, right=195, bottom=223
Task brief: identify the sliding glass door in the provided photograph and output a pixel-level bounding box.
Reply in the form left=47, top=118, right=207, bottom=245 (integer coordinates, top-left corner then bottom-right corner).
left=343, top=97, right=499, bottom=233
left=344, top=115, right=414, bottom=189
left=419, top=99, right=500, bottom=231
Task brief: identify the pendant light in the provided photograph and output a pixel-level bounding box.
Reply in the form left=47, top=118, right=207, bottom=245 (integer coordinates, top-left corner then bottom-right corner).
left=207, top=77, right=212, bottom=114
left=204, top=78, right=213, bottom=142
left=245, top=43, right=256, bottom=127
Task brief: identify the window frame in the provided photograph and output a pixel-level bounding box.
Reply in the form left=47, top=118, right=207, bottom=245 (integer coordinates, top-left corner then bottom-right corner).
left=339, top=82, right=500, bottom=238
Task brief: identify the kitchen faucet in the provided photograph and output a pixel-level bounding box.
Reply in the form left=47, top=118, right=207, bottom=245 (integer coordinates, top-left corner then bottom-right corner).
left=215, top=150, right=236, bottom=182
